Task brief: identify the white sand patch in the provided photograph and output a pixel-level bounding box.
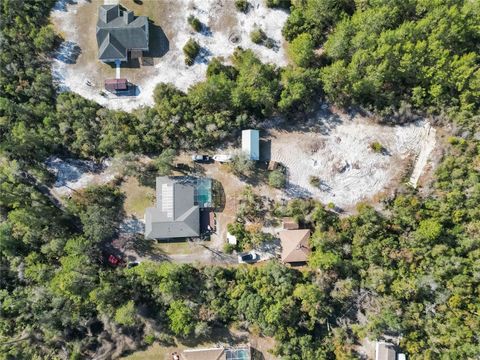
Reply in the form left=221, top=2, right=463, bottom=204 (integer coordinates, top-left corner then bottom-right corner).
left=46, top=157, right=117, bottom=196
left=267, top=114, right=437, bottom=209
left=50, top=0, right=289, bottom=112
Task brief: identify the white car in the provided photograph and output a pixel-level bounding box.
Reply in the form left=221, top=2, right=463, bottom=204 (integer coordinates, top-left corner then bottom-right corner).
left=238, top=250, right=259, bottom=264
left=213, top=154, right=232, bottom=163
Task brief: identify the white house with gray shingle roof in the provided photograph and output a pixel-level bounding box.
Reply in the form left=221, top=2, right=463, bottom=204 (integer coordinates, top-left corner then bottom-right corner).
left=96, top=5, right=149, bottom=62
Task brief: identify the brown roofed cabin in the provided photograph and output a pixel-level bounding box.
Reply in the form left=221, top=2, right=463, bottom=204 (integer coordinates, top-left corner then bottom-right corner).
left=104, top=78, right=128, bottom=93
left=280, top=229, right=311, bottom=264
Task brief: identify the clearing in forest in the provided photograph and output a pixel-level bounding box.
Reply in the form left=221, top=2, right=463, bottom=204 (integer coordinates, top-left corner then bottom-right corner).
left=50, top=0, right=288, bottom=111
left=263, top=112, right=437, bottom=210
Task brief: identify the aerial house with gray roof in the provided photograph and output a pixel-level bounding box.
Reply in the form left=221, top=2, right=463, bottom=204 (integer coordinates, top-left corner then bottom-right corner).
left=144, top=177, right=213, bottom=240
left=96, top=5, right=149, bottom=62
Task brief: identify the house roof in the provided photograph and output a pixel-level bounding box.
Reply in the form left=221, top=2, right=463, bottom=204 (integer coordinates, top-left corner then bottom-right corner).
left=182, top=348, right=225, bottom=360
left=280, top=229, right=311, bottom=263
left=144, top=177, right=200, bottom=239
left=375, top=342, right=396, bottom=360
left=96, top=5, right=149, bottom=61
left=241, top=129, right=260, bottom=161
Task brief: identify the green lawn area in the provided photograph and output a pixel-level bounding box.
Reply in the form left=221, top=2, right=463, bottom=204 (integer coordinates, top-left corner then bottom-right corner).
left=121, top=343, right=177, bottom=360
left=133, top=237, right=208, bottom=256
left=121, top=177, right=155, bottom=218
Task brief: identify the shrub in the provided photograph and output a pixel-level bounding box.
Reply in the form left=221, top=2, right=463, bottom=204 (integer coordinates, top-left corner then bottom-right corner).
left=369, top=141, right=384, bottom=153
left=235, top=0, right=249, bottom=12
left=144, top=333, right=156, bottom=345
left=309, top=175, right=320, bottom=187
left=223, top=242, right=236, bottom=254
left=229, top=152, right=255, bottom=177
left=187, top=15, right=202, bottom=32
left=269, top=169, right=286, bottom=188
left=183, top=39, right=200, bottom=66
left=114, top=301, right=137, bottom=327
left=265, top=0, right=291, bottom=8
left=250, top=28, right=267, bottom=44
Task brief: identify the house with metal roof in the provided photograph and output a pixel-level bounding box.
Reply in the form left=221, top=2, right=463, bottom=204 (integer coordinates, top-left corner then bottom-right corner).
left=241, top=129, right=260, bottom=161
left=144, top=177, right=200, bottom=240
left=96, top=5, right=149, bottom=62
left=279, top=229, right=311, bottom=264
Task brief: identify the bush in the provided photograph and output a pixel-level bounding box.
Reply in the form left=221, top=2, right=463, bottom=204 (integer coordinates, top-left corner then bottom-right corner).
left=269, top=169, right=286, bottom=188
left=265, top=0, right=290, bottom=9
left=183, top=39, right=200, bottom=66
left=223, top=242, right=236, bottom=254
left=187, top=15, right=202, bottom=32
left=309, top=175, right=320, bottom=187
left=250, top=28, right=267, bottom=44
left=229, top=152, right=255, bottom=177
left=369, top=141, right=384, bottom=153
left=144, top=333, right=156, bottom=345
left=235, top=0, right=249, bottom=12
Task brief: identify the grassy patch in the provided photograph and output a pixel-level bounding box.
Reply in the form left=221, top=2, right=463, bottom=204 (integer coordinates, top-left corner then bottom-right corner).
left=121, top=177, right=155, bottom=218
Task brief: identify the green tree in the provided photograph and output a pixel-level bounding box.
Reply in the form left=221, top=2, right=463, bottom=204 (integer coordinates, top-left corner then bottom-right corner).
left=167, top=300, right=196, bottom=337
left=288, top=33, right=315, bottom=67
left=153, top=148, right=176, bottom=176
left=115, top=301, right=137, bottom=326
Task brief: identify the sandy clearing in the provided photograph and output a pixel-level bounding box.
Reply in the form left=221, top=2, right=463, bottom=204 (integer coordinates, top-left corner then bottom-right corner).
left=265, top=115, right=436, bottom=210
left=46, top=157, right=118, bottom=197
left=50, top=0, right=288, bottom=111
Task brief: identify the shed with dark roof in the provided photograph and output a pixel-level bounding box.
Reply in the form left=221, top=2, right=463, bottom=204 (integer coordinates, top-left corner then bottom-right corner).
left=104, top=78, right=128, bottom=92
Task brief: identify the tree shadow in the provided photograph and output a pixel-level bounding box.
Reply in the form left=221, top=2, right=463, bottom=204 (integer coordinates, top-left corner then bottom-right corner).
left=53, top=0, right=78, bottom=12
left=195, top=47, right=212, bottom=65
left=178, top=326, right=248, bottom=348
left=251, top=347, right=265, bottom=360
left=54, top=41, right=82, bottom=64
left=284, top=183, right=313, bottom=199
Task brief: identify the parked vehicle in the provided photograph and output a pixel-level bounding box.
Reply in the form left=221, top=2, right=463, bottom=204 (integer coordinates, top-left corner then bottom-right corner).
left=107, top=254, right=124, bottom=267
left=213, top=154, right=232, bottom=163
left=127, top=261, right=140, bottom=268
left=238, top=250, right=260, bottom=264
left=191, top=154, right=211, bottom=163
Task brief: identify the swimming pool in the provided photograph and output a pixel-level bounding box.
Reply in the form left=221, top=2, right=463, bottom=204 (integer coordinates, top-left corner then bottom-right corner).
left=194, top=178, right=212, bottom=208
left=225, top=348, right=250, bottom=360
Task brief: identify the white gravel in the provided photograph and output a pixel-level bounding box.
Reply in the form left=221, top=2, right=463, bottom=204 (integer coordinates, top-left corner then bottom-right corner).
left=50, top=0, right=289, bottom=111
left=266, top=113, right=437, bottom=209
left=46, top=157, right=117, bottom=196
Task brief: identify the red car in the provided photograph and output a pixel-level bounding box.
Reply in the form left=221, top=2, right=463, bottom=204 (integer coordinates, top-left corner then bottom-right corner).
left=107, top=254, right=124, bottom=267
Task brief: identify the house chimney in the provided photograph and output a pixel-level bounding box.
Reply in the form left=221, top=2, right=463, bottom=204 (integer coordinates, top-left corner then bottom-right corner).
left=124, top=10, right=134, bottom=24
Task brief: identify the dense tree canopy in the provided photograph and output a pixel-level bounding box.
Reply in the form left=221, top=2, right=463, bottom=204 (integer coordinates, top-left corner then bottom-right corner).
left=1, top=0, right=479, bottom=359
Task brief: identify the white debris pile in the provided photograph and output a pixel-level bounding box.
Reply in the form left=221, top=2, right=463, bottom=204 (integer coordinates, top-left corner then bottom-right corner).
left=268, top=114, right=437, bottom=209
left=50, top=0, right=289, bottom=111
left=46, top=157, right=117, bottom=196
